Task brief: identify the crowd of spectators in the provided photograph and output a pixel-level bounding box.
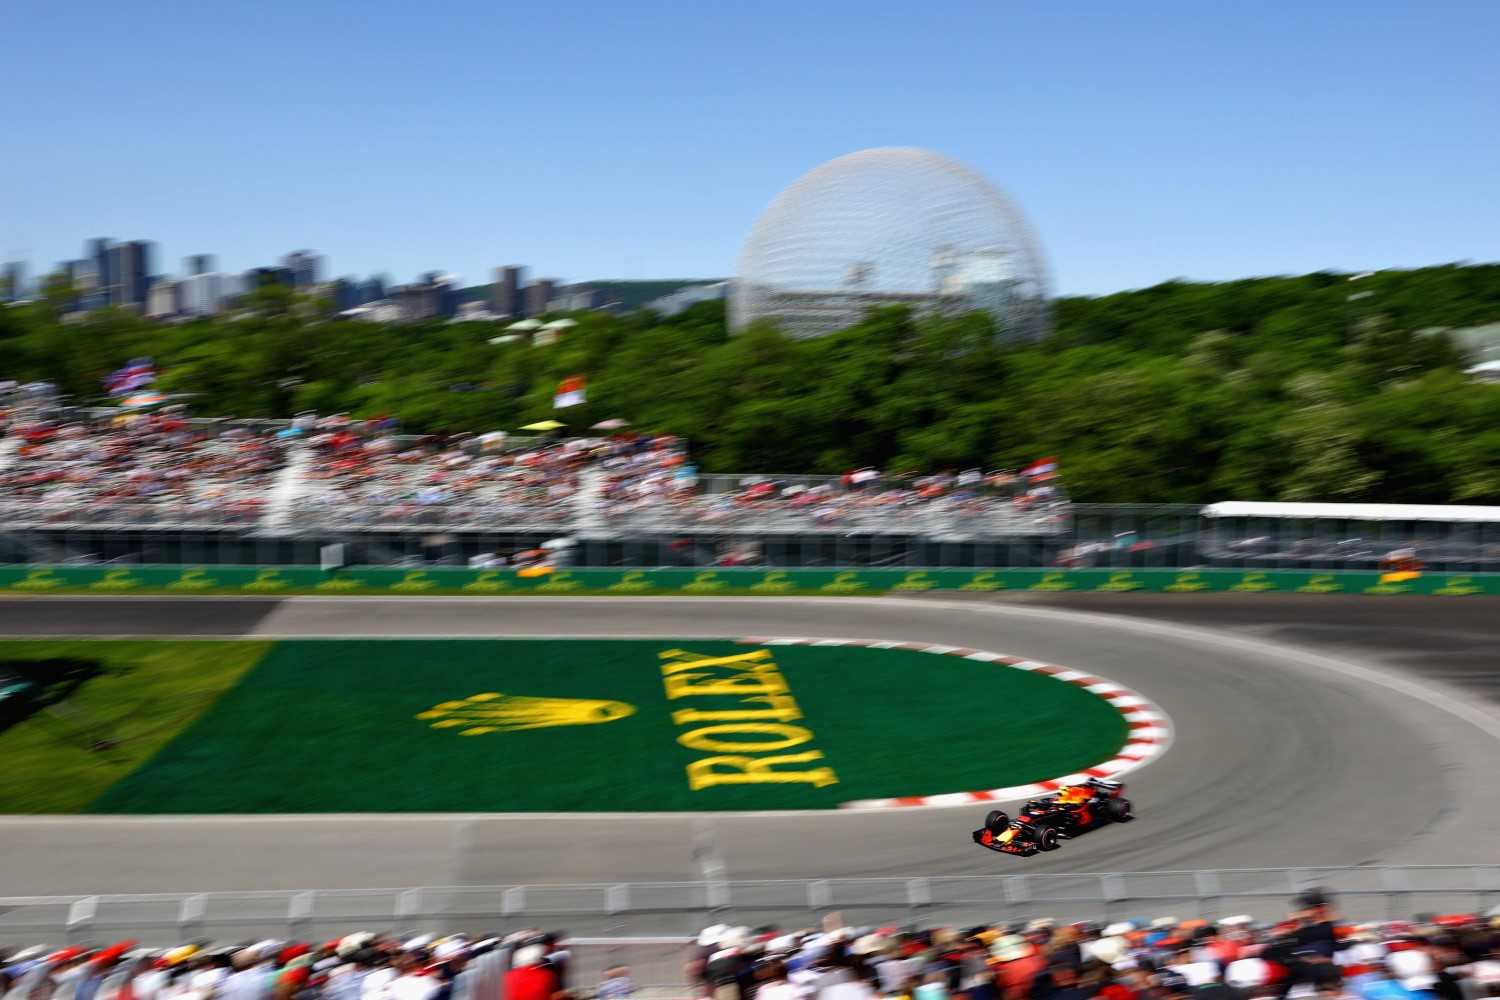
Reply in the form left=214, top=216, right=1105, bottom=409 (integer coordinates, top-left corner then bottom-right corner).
left=0, top=387, right=1069, bottom=535
left=685, top=896, right=1500, bottom=1000
left=8, top=895, right=1496, bottom=1000
left=291, top=425, right=692, bottom=529
left=606, top=467, right=1066, bottom=532
left=0, top=929, right=585, bottom=1000
left=0, top=409, right=286, bottom=526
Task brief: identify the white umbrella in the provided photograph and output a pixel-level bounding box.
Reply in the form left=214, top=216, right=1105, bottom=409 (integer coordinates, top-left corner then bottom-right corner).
left=591, top=418, right=631, bottom=430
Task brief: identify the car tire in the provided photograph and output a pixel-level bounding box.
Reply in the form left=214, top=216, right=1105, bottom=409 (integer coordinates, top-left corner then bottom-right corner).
left=985, top=810, right=1010, bottom=833
left=1106, top=798, right=1133, bottom=822
left=1035, top=824, right=1060, bottom=851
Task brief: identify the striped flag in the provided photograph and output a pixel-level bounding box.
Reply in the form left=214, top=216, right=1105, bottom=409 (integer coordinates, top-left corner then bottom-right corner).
left=553, top=375, right=586, bottom=409
left=1022, top=457, right=1059, bottom=479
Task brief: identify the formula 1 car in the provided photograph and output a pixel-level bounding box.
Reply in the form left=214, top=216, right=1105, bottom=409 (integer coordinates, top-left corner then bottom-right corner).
left=972, top=778, right=1133, bottom=856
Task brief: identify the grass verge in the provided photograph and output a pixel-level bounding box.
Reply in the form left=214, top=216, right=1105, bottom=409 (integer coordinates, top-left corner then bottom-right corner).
left=0, top=639, right=274, bottom=813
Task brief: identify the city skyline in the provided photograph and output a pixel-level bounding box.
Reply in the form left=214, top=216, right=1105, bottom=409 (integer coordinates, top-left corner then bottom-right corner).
left=3, top=1, right=1498, bottom=298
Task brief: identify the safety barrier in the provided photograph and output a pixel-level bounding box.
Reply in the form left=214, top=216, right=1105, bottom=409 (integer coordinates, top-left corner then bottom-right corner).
left=2, top=866, right=1497, bottom=947
left=0, top=565, right=1496, bottom=596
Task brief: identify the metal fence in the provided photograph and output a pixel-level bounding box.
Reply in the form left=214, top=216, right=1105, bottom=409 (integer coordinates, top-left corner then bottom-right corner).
left=6, top=504, right=1500, bottom=571
left=3, top=867, right=1497, bottom=950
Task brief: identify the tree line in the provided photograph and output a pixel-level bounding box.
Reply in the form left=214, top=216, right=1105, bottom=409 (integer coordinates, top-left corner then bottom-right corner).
left=3, top=262, right=1500, bottom=503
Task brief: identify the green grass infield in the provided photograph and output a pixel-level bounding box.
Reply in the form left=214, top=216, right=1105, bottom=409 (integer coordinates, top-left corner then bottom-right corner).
left=5, top=639, right=1128, bottom=814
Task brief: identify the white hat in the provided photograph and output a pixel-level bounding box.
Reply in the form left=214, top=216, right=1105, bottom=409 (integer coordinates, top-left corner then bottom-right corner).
left=337, top=934, right=375, bottom=958
left=697, top=924, right=731, bottom=948
left=850, top=935, right=888, bottom=957
left=1150, top=917, right=1179, bottom=929
left=766, top=935, right=799, bottom=955
left=1084, top=938, right=1128, bottom=965
left=1103, top=922, right=1137, bottom=937
left=1220, top=916, right=1253, bottom=927
left=990, top=936, right=1033, bottom=963
left=1026, top=919, right=1056, bottom=932
left=511, top=945, right=546, bottom=968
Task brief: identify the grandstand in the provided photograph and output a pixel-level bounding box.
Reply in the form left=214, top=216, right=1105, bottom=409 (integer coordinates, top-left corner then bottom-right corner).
left=5, top=408, right=1500, bottom=572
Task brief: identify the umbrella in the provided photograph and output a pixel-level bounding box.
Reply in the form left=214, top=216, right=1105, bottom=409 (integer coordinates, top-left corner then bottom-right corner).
left=541, top=318, right=579, bottom=329
left=120, top=392, right=166, bottom=408
left=521, top=419, right=565, bottom=431
left=276, top=428, right=304, bottom=439
left=591, top=418, right=631, bottom=430
left=506, top=319, right=544, bottom=331
left=488, top=334, right=523, bottom=345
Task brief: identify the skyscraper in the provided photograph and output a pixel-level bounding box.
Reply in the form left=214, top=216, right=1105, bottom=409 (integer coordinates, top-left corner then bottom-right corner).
left=525, top=278, right=555, bottom=318
left=491, top=265, right=523, bottom=317
left=1, top=260, right=25, bottom=302
left=108, top=241, right=151, bottom=311
left=283, top=250, right=320, bottom=289
left=180, top=273, right=224, bottom=317
left=146, top=279, right=180, bottom=319
left=185, top=255, right=214, bottom=277
left=87, top=238, right=112, bottom=310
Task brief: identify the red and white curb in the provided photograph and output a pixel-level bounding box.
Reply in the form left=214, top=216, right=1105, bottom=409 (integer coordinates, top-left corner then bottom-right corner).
left=735, top=637, right=1173, bottom=810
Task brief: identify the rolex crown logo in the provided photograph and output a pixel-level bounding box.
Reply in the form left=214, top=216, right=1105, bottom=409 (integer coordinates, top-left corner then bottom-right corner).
left=417, top=692, right=636, bottom=736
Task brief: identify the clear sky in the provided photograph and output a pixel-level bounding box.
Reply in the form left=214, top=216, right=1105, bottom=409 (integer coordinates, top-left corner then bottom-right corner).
left=3, top=0, right=1496, bottom=296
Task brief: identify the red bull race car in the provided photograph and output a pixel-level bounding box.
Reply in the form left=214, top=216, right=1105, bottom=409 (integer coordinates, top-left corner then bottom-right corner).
left=972, top=778, right=1133, bottom=856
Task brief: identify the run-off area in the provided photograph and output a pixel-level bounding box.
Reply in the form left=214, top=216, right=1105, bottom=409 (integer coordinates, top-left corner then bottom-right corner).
left=0, top=638, right=1127, bottom=814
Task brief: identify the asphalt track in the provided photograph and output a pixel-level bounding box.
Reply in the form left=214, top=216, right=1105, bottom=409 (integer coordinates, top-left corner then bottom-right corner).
left=1, top=594, right=1497, bottom=898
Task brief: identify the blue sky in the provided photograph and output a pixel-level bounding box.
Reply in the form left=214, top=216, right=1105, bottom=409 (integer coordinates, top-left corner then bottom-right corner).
left=3, top=0, right=1496, bottom=296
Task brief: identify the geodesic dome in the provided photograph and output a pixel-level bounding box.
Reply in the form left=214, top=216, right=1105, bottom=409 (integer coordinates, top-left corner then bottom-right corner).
left=731, top=147, right=1051, bottom=341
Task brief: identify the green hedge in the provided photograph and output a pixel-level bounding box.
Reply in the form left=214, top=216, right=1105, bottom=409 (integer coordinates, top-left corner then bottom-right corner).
left=0, top=565, right=1492, bottom=596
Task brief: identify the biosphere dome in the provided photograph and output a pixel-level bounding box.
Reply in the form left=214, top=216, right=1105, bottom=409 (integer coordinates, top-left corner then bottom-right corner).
left=731, top=147, right=1051, bottom=340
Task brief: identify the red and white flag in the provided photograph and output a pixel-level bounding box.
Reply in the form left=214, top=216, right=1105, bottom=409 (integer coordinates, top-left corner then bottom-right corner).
left=1022, top=457, right=1058, bottom=479
left=553, top=375, right=586, bottom=409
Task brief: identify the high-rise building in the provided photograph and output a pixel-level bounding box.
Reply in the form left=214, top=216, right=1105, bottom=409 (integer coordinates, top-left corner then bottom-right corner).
left=491, top=265, right=523, bottom=317
left=1, top=260, right=25, bottom=302
left=146, top=279, right=180, bottom=319
left=525, top=278, right=556, bottom=318
left=86, top=239, right=112, bottom=310
left=284, top=250, right=320, bottom=289
left=356, top=276, right=387, bottom=305
left=185, top=255, right=214, bottom=277
left=180, top=273, right=224, bottom=317
left=107, top=241, right=151, bottom=310
left=390, top=274, right=459, bottom=321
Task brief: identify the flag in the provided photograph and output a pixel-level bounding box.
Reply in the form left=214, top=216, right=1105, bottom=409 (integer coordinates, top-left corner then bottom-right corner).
left=103, top=358, right=156, bottom=397
left=1022, top=457, right=1059, bottom=479
left=553, top=375, right=586, bottom=409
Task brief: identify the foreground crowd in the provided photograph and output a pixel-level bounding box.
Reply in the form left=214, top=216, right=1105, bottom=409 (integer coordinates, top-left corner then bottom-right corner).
left=5, top=899, right=1499, bottom=1000
left=686, top=901, right=1500, bottom=1000
left=0, top=931, right=589, bottom=1000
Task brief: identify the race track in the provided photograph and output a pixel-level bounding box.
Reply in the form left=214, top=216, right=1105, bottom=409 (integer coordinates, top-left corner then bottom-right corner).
left=1, top=594, right=1497, bottom=898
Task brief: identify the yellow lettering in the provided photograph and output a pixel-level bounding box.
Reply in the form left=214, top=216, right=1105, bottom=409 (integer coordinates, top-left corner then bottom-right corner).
left=686, top=750, right=839, bottom=790
left=658, top=648, right=773, bottom=672
left=671, top=694, right=803, bottom=726
left=677, top=723, right=813, bottom=753
left=664, top=670, right=790, bottom=699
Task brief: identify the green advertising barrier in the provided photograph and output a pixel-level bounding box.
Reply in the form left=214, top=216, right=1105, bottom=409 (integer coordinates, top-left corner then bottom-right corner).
left=0, top=565, right=1495, bottom=596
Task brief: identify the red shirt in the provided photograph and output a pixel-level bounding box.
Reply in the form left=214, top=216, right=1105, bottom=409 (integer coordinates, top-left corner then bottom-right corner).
left=504, top=965, right=558, bottom=1000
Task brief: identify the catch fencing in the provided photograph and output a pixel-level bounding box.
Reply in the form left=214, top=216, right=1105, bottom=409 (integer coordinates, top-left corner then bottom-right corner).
left=7, top=503, right=1500, bottom=571
left=3, top=866, right=1497, bottom=951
